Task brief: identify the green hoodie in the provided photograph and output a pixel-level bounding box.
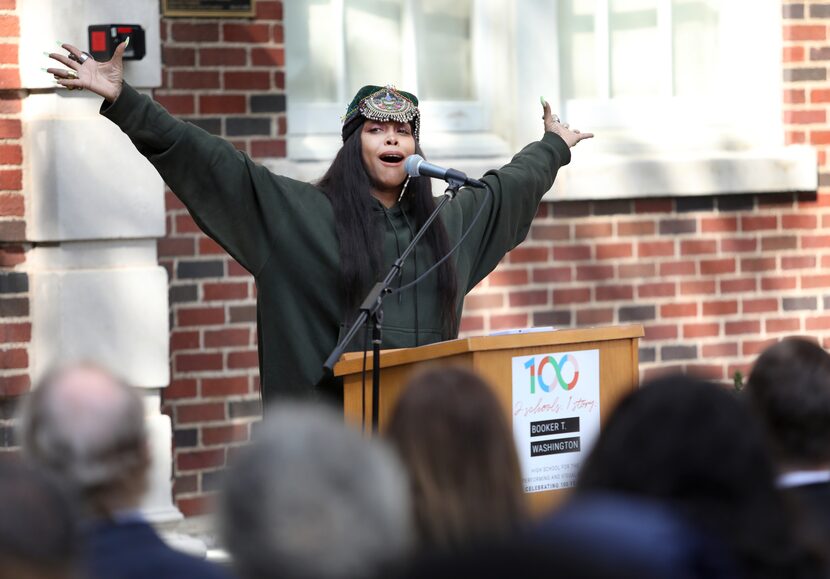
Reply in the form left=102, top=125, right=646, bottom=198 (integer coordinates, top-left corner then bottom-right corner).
left=102, top=84, right=571, bottom=401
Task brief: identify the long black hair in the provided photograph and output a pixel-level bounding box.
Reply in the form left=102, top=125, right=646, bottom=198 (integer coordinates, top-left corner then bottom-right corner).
left=317, top=118, right=458, bottom=338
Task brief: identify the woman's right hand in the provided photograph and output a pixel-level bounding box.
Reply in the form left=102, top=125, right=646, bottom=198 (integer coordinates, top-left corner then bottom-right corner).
left=46, top=40, right=127, bottom=102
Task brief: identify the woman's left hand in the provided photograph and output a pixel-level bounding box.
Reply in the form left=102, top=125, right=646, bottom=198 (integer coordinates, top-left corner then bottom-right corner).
left=542, top=99, right=593, bottom=148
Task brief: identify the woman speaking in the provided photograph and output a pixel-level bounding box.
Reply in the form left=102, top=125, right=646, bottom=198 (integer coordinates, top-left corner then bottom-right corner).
left=46, top=41, right=592, bottom=402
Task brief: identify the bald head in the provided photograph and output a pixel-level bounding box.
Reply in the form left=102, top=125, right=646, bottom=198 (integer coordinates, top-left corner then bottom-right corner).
left=19, top=363, right=148, bottom=514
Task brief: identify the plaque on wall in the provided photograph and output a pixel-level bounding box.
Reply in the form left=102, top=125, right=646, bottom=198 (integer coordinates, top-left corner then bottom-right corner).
left=162, top=0, right=256, bottom=18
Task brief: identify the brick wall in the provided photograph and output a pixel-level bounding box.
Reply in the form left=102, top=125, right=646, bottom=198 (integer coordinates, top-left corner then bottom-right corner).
left=0, top=0, right=29, bottom=452
left=155, top=2, right=284, bottom=516
left=159, top=0, right=830, bottom=515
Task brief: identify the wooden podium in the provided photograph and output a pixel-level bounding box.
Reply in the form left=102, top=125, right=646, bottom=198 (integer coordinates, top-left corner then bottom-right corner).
left=334, top=324, right=644, bottom=513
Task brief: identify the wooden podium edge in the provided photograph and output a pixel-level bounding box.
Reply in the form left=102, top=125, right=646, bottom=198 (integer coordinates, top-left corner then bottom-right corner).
left=334, top=325, right=645, bottom=376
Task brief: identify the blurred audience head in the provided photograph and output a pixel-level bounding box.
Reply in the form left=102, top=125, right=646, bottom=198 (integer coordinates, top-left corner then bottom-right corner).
left=745, top=337, right=830, bottom=471
left=18, top=362, right=149, bottom=517
left=220, top=402, right=411, bottom=579
left=385, top=367, right=525, bottom=551
left=577, top=373, right=824, bottom=579
left=0, top=457, right=79, bottom=579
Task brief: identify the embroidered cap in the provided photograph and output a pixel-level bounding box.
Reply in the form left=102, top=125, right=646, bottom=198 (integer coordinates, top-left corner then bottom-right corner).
left=341, top=84, right=420, bottom=142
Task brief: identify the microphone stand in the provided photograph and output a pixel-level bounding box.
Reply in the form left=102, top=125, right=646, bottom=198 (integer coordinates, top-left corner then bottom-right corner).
left=321, top=177, right=466, bottom=431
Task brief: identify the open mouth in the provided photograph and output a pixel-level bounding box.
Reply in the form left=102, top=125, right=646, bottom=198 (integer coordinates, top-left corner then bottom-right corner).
left=379, top=153, right=404, bottom=163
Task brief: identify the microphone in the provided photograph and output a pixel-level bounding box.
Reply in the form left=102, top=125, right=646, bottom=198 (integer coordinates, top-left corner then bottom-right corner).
left=404, top=155, right=485, bottom=188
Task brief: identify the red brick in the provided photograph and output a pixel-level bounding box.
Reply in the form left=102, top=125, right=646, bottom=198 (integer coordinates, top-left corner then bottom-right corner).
left=531, top=224, right=570, bottom=241
left=200, top=95, right=247, bottom=115
left=680, top=240, right=716, bottom=255
left=224, top=71, right=271, bottom=90
left=197, top=237, right=224, bottom=255
left=228, top=260, right=252, bottom=277
left=766, top=318, right=801, bottom=333
left=0, top=322, right=29, bottom=343
left=643, top=325, right=678, bottom=341
left=256, top=1, right=283, bottom=20
left=661, top=303, right=697, bottom=317
left=0, top=144, right=21, bottom=165
left=634, top=199, right=672, bottom=213
left=784, top=110, right=826, bottom=124
left=0, top=347, right=27, bottom=369
left=173, top=475, right=198, bottom=495
left=803, top=274, right=830, bottom=288
left=203, top=424, right=250, bottom=446
left=490, top=313, right=529, bottom=330
left=162, top=47, right=196, bottom=67
left=223, top=23, right=271, bottom=43
left=464, top=293, right=503, bottom=310
left=459, top=316, right=484, bottom=333
left=725, top=321, right=761, bottom=335
left=0, top=373, right=29, bottom=396
left=200, top=47, right=247, bottom=67
left=785, top=89, right=806, bottom=104
left=165, top=378, right=198, bottom=399
left=742, top=339, right=778, bottom=357
left=721, top=238, right=757, bottom=253
left=155, top=94, right=195, bottom=115
left=509, top=247, right=548, bottom=264
left=228, top=350, right=259, bottom=369
left=158, top=237, right=195, bottom=258
left=553, top=245, right=591, bottom=261
left=202, top=376, right=250, bottom=397
left=203, top=282, right=248, bottom=301
left=171, top=23, right=219, bottom=42
left=0, top=68, right=20, bottom=89
left=742, top=298, right=778, bottom=314
left=274, top=70, right=285, bottom=90
left=617, top=220, right=656, bottom=236
left=789, top=131, right=807, bottom=145
left=486, top=269, right=528, bottom=287
left=683, top=323, right=720, bottom=338
left=700, top=258, right=736, bottom=275
left=251, top=140, right=287, bottom=158
left=204, top=329, right=250, bottom=348
left=637, top=241, right=674, bottom=257
left=783, top=255, right=816, bottom=270
left=575, top=222, right=613, bottom=238
left=783, top=25, right=826, bottom=41
left=761, top=276, right=797, bottom=291
left=171, top=331, right=200, bottom=352
left=638, top=283, right=675, bottom=298
left=175, top=353, right=223, bottom=373
left=552, top=288, right=591, bottom=305
left=619, top=263, right=656, bottom=278
left=0, top=244, right=24, bottom=266
left=642, top=365, right=685, bottom=381
left=784, top=45, right=805, bottom=62
left=659, top=261, right=696, bottom=276
left=0, top=15, right=18, bottom=37
left=595, top=242, right=632, bottom=260
left=702, top=342, right=738, bottom=358
left=810, top=131, right=830, bottom=145
left=761, top=236, right=798, bottom=251
left=576, top=265, right=614, bottom=281
left=702, top=301, right=738, bottom=316
left=576, top=309, right=614, bottom=325
left=251, top=47, right=285, bottom=67
left=172, top=71, right=221, bottom=90
left=741, top=215, right=777, bottom=231
left=0, top=98, right=20, bottom=114
left=802, top=234, right=830, bottom=248
left=701, top=217, right=737, bottom=233
left=178, top=496, right=215, bottom=518
left=177, top=402, right=226, bottom=424
left=680, top=280, right=716, bottom=295
left=806, top=316, right=830, bottom=331
left=178, top=307, right=225, bottom=326
left=0, top=192, right=22, bottom=214
left=720, top=278, right=757, bottom=293
left=0, top=44, right=16, bottom=65
left=532, top=266, right=572, bottom=284
left=595, top=285, right=634, bottom=301
left=741, top=257, right=776, bottom=273
left=812, top=88, right=830, bottom=103
left=509, top=290, right=548, bottom=307
left=177, top=449, right=225, bottom=471
left=686, top=365, right=724, bottom=381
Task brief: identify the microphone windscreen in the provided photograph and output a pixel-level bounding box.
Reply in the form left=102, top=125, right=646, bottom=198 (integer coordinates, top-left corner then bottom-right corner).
left=404, top=154, right=424, bottom=177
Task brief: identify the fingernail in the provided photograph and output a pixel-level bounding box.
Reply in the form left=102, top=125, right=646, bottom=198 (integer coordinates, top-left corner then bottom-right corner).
left=540, top=96, right=546, bottom=106
left=55, top=41, right=64, bottom=47
left=43, top=51, right=51, bottom=57
left=125, top=36, right=130, bottom=47
left=40, top=67, right=49, bottom=73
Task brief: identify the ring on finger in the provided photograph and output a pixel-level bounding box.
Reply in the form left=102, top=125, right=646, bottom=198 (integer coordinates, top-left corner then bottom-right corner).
left=552, top=114, right=560, bottom=123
